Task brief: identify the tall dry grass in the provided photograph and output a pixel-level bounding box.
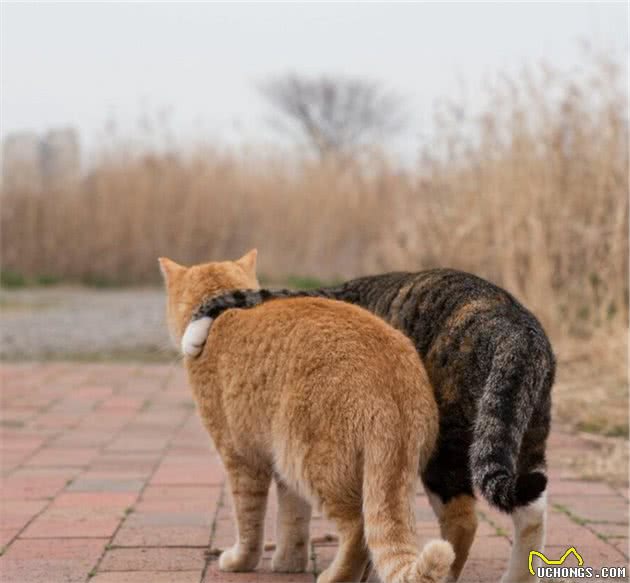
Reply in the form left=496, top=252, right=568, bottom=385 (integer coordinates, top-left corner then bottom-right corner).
left=379, top=56, right=628, bottom=339
left=2, top=55, right=627, bottom=353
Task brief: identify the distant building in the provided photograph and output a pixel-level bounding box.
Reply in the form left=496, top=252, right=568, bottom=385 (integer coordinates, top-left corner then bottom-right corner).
left=1, top=132, right=42, bottom=190
left=1, top=128, right=81, bottom=191
left=41, top=128, right=81, bottom=188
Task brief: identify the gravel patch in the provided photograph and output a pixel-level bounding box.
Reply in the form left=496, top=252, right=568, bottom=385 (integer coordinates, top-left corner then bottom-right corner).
left=1, top=287, right=176, bottom=360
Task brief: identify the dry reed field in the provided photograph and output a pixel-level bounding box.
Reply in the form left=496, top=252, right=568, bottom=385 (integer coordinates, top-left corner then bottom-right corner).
left=2, top=57, right=628, bottom=446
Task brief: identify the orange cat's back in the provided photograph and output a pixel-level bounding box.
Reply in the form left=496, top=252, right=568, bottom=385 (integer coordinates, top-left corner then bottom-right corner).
left=208, top=296, right=432, bottom=409
left=189, top=296, right=437, bottom=474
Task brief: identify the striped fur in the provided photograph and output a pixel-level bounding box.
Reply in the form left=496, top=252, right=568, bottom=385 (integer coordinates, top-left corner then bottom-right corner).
left=190, top=269, right=555, bottom=513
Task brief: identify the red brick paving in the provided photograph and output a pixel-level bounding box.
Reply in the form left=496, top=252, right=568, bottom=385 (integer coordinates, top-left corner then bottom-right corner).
left=0, top=363, right=627, bottom=582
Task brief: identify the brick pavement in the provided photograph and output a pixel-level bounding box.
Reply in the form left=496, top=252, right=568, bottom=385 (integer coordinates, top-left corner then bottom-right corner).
left=1, top=363, right=627, bottom=582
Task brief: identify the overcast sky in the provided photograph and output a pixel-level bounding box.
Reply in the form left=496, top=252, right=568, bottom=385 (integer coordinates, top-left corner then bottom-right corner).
left=1, top=2, right=627, bottom=156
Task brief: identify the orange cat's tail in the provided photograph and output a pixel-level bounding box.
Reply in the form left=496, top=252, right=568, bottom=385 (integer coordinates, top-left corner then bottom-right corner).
left=362, top=435, right=454, bottom=583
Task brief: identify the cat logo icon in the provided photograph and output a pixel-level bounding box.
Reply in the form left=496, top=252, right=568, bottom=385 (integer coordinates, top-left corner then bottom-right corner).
left=528, top=547, right=584, bottom=575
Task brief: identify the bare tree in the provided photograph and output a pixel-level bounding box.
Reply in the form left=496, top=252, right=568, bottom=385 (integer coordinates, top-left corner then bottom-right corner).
left=260, top=74, right=406, bottom=158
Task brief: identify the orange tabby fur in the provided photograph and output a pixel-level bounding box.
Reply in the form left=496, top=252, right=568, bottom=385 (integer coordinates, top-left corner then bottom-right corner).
left=159, top=250, right=454, bottom=583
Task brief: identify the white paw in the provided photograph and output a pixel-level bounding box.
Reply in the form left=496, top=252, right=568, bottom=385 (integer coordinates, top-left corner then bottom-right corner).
left=181, top=317, right=212, bottom=357
left=219, top=544, right=259, bottom=572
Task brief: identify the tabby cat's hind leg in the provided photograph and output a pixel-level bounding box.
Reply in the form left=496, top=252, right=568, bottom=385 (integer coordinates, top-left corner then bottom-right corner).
left=316, top=515, right=369, bottom=583
left=502, top=407, right=550, bottom=583
left=219, top=459, right=272, bottom=572
left=425, top=490, right=477, bottom=582
left=272, top=479, right=312, bottom=573
left=500, top=491, right=546, bottom=583
left=422, top=443, right=477, bottom=582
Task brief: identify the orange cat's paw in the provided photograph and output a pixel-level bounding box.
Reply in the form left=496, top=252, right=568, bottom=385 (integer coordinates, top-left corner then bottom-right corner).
left=181, top=317, right=212, bottom=357
left=218, top=545, right=260, bottom=572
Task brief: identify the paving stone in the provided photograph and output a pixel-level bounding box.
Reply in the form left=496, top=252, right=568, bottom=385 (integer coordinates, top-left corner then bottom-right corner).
left=106, top=435, right=172, bottom=453
left=552, top=495, right=629, bottom=524
left=112, top=524, right=210, bottom=547
left=0, top=499, right=48, bottom=529
left=590, top=523, right=629, bottom=539
left=99, top=547, right=206, bottom=571
left=0, top=434, right=46, bottom=452
left=141, top=484, right=219, bottom=502
left=20, top=505, right=124, bottom=538
left=459, top=558, right=507, bottom=583
left=1, top=468, right=77, bottom=500
left=24, top=447, right=99, bottom=467
left=204, top=562, right=314, bottom=582
left=609, top=538, right=629, bottom=558
left=52, top=430, right=115, bottom=448
left=0, top=527, right=21, bottom=548
left=67, top=477, right=145, bottom=493
left=51, top=491, right=138, bottom=510
left=549, top=479, right=620, bottom=497
left=0, top=538, right=107, bottom=583
left=467, top=535, right=512, bottom=560
left=150, top=456, right=225, bottom=486
left=1, top=363, right=627, bottom=583
left=124, top=510, right=211, bottom=528
left=90, top=452, right=162, bottom=473
left=90, top=571, right=202, bottom=583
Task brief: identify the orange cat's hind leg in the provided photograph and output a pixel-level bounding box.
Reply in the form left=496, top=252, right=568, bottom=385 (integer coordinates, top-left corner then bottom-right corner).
left=316, top=514, right=369, bottom=583
left=219, top=459, right=272, bottom=572
left=422, top=447, right=477, bottom=582
left=272, top=479, right=312, bottom=573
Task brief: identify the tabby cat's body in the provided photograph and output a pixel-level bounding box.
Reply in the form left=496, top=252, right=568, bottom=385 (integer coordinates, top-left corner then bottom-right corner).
left=160, top=252, right=454, bottom=583
left=186, top=268, right=555, bottom=583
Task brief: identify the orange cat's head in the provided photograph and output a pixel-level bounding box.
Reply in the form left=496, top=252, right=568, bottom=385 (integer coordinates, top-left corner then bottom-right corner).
left=158, top=249, right=259, bottom=345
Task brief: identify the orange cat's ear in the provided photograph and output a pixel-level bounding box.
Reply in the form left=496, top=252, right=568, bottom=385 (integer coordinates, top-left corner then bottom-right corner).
left=158, top=257, right=185, bottom=284
left=235, top=248, right=258, bottom=278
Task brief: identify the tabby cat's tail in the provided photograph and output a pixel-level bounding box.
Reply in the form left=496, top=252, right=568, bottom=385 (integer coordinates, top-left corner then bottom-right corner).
left=190, top=287, right=337, bottom=321
left=363, top=434, right=454, bottom=583
left=469, top=328, right=553, bottom=513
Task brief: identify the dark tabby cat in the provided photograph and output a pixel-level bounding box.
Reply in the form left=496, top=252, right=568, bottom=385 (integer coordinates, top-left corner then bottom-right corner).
left=183, top=268, right=555, bottom=583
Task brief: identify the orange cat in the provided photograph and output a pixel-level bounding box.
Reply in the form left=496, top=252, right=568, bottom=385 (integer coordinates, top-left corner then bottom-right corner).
left=159, top=250, right=454, bottom=583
